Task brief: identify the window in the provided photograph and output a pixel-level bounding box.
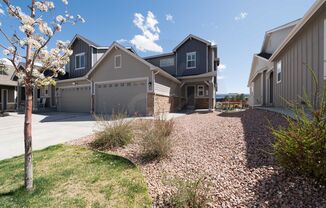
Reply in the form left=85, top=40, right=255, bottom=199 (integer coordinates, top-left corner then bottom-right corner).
left=324, top=19, right=326, bottom=79
left=114, top=55, right=121, bottom=68
left=160, top=58, right=174, bottom=67
left=277, top=61, right=282, bottom=83
left=75, top=53, right=85, bottom=70
left=186, top=52, right=196, bottom=69
left=197, top=85, right=204, bottom=97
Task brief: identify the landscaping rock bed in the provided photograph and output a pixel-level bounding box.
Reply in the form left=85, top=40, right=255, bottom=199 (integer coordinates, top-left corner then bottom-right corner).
left=70, top=109, right=326, bottom=207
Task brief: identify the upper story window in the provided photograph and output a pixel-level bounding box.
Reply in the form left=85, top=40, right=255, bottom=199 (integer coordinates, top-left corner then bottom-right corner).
left=277, top=61, right=282, bottom=83
left=160, top=57, right=174, bottom=67
left=75, top=53, right=85, bottom=70
left=186, top=52, right=196, bottom=69
left=197, top=85, right=204, bottom=97
left=114, top=55, right=121, bottom=68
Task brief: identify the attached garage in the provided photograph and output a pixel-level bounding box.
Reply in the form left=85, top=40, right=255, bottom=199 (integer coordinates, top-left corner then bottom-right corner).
left=95, top=79, right=147, bottom=115
left=58, top=85, right=91, bottom=113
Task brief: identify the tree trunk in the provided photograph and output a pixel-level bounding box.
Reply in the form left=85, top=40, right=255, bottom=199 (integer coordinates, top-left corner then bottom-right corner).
left=24, top=83, right=33, bottom=191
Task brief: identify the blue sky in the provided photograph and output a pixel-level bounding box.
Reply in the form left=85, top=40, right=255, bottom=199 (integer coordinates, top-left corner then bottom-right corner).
left=0, top=0, right=316, bottom=93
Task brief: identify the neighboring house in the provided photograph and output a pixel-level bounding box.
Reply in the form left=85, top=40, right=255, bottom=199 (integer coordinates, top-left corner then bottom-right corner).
left=0, top=63, right=17, bottom=111
left=56, top=34, right=219, bottom=115
left=248, top=0, right=326, bottom=108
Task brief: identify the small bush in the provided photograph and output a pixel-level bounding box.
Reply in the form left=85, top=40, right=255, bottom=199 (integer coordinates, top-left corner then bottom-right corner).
left=272, top=67, right=326, bottom=183
left=91, top=114, right=133, bottom=150
left=167, top=177, right=211, bottom=208
left=140, top=117, right=174, bottom=160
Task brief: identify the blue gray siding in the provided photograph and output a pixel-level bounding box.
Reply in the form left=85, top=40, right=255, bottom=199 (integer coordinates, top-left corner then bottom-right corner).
left=176, top=38, right=208, bottom=76
left=67, top=38, right=93, bottom=78
left=146, top=55, right=176, bottom=76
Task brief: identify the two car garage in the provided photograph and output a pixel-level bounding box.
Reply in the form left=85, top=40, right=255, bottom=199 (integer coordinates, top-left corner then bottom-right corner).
left=57, top=79, right=148, bottom=115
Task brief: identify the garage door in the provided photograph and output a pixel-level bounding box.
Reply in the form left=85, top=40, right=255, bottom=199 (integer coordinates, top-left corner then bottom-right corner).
left=95, top=80, right=147, bottom=115
left=58, top=85, right=91, bottom=113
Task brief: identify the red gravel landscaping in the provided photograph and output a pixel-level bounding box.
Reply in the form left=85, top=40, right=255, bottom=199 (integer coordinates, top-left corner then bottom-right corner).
left=70, top=109, right=326, bottom=207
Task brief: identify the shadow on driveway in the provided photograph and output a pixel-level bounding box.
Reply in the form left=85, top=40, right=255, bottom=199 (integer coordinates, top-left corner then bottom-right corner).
left=36, top=112, right=96, bottom=123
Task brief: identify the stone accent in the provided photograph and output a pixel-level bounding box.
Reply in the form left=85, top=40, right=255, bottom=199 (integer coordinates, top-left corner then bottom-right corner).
left=195, top=98, right=214, bottom=109
left=147, top=93, right=154, bottom=116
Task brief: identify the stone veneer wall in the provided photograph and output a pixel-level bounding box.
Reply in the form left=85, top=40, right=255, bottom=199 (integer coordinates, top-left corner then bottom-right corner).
left=147, top=93, right=180, bottom=116
left=195, top=98, right=214, bottom=109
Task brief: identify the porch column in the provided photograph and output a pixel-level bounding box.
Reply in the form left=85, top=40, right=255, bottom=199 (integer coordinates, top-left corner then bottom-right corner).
left=208, top=82, right=213, bottom=110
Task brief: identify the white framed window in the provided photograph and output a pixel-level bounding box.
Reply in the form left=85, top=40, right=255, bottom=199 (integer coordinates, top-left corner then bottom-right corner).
left=324, top=19, right=326, bottom=80
left=197, top=85, right=204, bottom=97
left=75, top=53, right=85, bottom=70
left=114, top=54, right=121, bottom=68
left=160, top=57, right=174, bottom=67
left=277, top=61, right=282, bottom=83
left=186, top=52, right=196, bottom=69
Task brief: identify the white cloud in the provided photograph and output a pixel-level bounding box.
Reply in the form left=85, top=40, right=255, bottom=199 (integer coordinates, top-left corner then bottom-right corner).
left=235, top=12, right=248, bottom=21
left=130, top=11, right=163, bottom=53
left=217, top=76, right=225, bottom=80
left=218, top=64, right=226, bottom=71
left=116, top=39, right=128, bottom=44
left=165, top=14, right=174, bottom=23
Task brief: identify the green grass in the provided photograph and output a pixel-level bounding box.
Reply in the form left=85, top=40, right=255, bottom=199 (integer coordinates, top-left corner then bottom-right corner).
left=0, top=145, right=152, bottom=208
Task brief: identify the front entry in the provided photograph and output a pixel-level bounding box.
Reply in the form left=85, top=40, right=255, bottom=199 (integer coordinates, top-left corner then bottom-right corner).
left=186, top=86, right=195, bottom=107
left=1, top=89, right=8, bottom=111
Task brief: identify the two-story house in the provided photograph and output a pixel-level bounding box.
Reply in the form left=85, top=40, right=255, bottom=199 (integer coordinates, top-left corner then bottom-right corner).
left=55, top=34, right=219, bottom=115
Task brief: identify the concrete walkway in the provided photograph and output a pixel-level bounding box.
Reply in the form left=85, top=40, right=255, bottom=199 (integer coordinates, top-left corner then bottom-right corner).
left=0, top=112, right=186, bottom=160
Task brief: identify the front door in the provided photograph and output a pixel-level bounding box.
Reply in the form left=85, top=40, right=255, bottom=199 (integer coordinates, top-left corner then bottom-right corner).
left=187, top=86, right=195, bottom=106
left=1, top=89, right=8, bottom=111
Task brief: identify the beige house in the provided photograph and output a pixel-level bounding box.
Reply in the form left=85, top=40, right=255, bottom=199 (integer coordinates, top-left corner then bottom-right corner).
left=56, top=34, right=219, bottom=116
left=248, top=0, right=326, bottom=108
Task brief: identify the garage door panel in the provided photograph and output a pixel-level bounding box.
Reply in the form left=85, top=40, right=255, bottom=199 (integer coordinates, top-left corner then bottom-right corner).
left=59, top=86, right=91, bottom=113
left=95, top=80, right=147, bottom=115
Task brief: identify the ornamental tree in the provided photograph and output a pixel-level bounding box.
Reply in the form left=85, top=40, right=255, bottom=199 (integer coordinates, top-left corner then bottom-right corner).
left=0, top=0, right=84, bottom=191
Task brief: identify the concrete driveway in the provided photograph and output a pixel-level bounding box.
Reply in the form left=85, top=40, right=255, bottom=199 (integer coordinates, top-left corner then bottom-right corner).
left=0, top=112, right=96, bottom=160
left=0, top=112, right=186, bottom=160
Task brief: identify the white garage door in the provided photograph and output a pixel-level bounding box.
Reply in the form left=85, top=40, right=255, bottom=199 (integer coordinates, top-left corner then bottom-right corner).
left=58, top=85, right=91, bottom=113
left=95, top=80, right=147, bottom=116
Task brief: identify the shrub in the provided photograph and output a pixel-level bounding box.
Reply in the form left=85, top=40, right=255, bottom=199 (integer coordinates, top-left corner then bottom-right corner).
left=140, top=116, right=174, bottom=160
left=168, top=177, right=211, bottom=208
left=272, top=67, right=326, bottom=183
left=90, top=114, right=133, bottom=150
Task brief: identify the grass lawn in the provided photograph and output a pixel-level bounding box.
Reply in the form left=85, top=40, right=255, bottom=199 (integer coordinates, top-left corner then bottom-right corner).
left=0, top=145, right=152, bottom=208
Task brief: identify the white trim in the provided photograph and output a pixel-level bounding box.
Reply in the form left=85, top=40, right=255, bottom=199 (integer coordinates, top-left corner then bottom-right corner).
left=197, top=85, right=205, bottom=97
left=186, top=52, right=197, bottom=69
left=68, top=34, right=109, bottom=49
left=276, top=61, right=282, bottom=84
left=1, top=89, right=9, bottom=111
left=56, top=77, right=87, bottom=83
left=324, top=19, right=326, bottom=80
left=173, top=34, right=211, bottom=52
left=270, top=0, right=326, bottom=61
left=75, top=52, right=86, bottom=70
left=114, top=54, right=122, bottom=69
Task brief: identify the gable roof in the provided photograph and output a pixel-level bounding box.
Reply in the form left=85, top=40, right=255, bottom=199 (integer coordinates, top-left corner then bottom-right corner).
left=270, top=0, right=326, bottom=61
left=0, top=65, right=17, bottom=86
left=85, top=42, right=180, bottom=83
left=68, top=34, right=109, bottom=49
left=173, top=34, right=212, bottom=52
